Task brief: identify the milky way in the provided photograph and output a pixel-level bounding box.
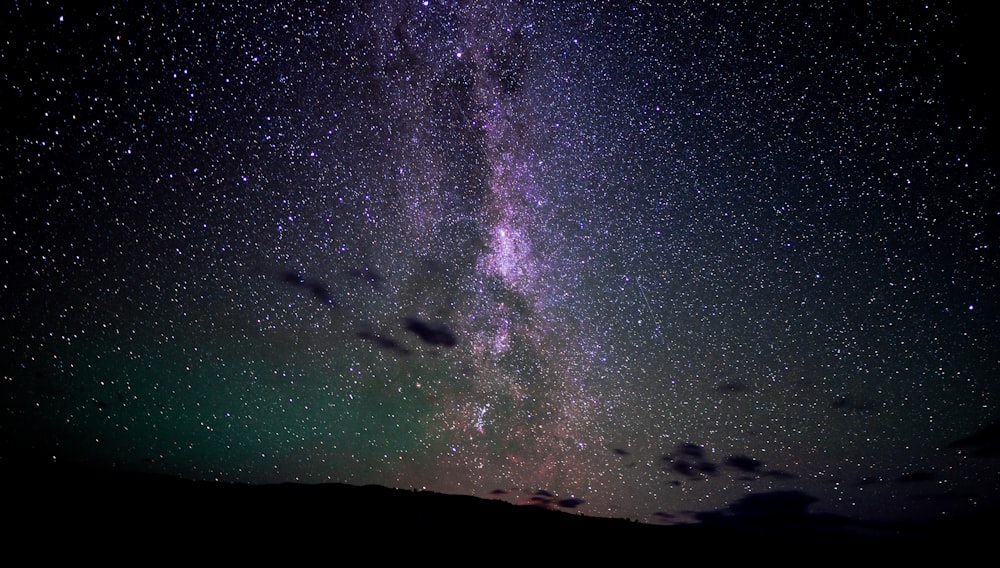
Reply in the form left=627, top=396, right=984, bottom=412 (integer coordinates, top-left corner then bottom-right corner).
left=3, top=1, right=998, bottom=523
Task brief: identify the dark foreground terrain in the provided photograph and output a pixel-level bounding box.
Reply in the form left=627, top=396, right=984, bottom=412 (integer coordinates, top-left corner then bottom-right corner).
left=2, top=453, right=992, bottom=558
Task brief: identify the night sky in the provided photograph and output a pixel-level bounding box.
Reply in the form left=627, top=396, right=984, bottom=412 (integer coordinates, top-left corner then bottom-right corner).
left=3, top=1, right=998, bottom=525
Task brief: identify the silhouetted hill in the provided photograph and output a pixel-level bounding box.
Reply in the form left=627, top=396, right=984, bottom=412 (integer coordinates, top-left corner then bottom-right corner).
left=2, top=451, right=992, bottom=558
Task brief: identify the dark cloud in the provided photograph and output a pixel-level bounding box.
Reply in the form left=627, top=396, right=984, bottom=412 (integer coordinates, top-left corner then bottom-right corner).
left=725, top=455, right=764, bottom=474
left=947, top=419, right=1000, bottom=458
left=307, top=282, right=335, bottom=305
left=528, top=496, right=550, bottom=506
left=357, top=330, right=411, bottom=356
left=697, top=462, right=719, bottom=476
left=764, top=469, right=797, bottom=480
left=726, top=490, right=818, bottom=519
left=662, top=445, right=719, bottom=480
left=276, top=269, right=336, bottom=306
left=404, top=317, right=458, bottom=347
left=279, top=270, right=306, bottom=286
left=678, top=443, right=704, bottom=459
left=557, top=497, right=584, bottom=509
left=695, top=490, right=821, bottom=528
left=671, top=460, right=698, bottom=478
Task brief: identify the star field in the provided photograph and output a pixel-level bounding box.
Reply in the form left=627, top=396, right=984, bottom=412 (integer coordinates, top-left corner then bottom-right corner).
left=3, top=1, right=997, bottom=524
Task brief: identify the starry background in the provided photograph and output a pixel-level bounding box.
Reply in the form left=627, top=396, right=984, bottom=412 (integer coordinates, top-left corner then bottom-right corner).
left=2, top=1, right=997, bottom=524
